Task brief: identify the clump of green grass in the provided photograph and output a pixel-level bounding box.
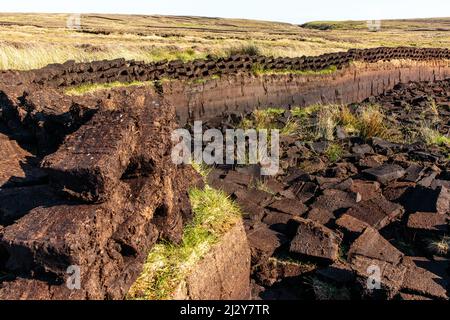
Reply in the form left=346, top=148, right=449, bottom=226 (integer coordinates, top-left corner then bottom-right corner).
left=280, top=118, right=300, bottom=136
left=268, top=256, right=317, bottom=272
left=289, top=104, right=390, bottom=142
left=427, top=98, right=439, bottom=116
left=259, top=107, right=286, bottom=117
left=191, top=161, right=213, bottom=180
left=325, top=143, right=344, bottom=162
left=336, top=105, right=359, bottom=133
left=65, top=80, right=153, bottom=96
left=291, top=105, right=321, bottom=118
left=190, top=74, right=221, bottom=85
left=240, top=108, right=285, bottom=131
left=252, top=65, right=337, bottom=77
left=249, top=110, right=276, bottom=130
left=419, top=125, right=450, bottom=147
left=433, top=135, right=450, bottom=146
left=127, top=186, right=242, bottom=300
left=251, top=180, right=276, bottom=195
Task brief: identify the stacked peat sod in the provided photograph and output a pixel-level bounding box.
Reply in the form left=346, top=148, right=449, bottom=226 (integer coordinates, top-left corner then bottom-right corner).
left=0, top=90, right=203, bottom=299
left=0, top=47, right=449, bottom=88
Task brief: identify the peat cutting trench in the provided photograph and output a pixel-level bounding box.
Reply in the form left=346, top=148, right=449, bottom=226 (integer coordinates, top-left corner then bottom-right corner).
left=0, top=47, right=449, bottom=300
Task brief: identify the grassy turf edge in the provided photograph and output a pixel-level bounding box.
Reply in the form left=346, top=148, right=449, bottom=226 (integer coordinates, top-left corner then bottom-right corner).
left=127, top=181, right=242, bottom=300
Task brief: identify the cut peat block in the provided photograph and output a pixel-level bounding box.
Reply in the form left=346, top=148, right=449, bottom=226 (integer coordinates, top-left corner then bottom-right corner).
left=350, top=254, right=407, bottom=299
left=348, top=228, right=407, bottom=299
left=0, top=183, right=132, bottom=275
left=344, top=195, right=404, bottom=230
left=406, top=212, right=449, bottom=236
left=348, top=227, right=404, bottom=265
left=42, top=110, right=139, bottom=203
left=363, top=164, right=406, bottom=185
left=401, top=256, right=449, bottom=300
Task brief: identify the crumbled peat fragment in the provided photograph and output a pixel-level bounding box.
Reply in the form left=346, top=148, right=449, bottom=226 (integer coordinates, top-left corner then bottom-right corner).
left=344, top=195, right=404, bottom=230
left=289, top=218, right=341, bottom=263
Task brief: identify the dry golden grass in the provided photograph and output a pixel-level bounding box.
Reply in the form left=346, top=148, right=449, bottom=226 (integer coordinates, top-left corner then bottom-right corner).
left=357, top=105, right=389, bottom=140
left=0, top=13, right=449, bottom=70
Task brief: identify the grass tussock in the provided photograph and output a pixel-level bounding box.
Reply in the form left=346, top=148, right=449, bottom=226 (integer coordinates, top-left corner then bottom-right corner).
left=127, top=186, right=241, bottom=300
left=356, top=105, right=389, bottom=140
left=267, top=256, right=317, bottom=273
left=240, top=108, right=284, bottom=130
left=245, top=104, right=396, bottom=142
left=191, top=161, right=213, bottom=180
left=291, top=105, right=321, bottom=119
left=427, top=237, right=450, bottom=256
left=336, top=106, right=358, bottom=133
left=253, top=108, right=285, bottom=129
left=419, top=125, right=450, bottom=147
left=239, top=104, right=392, bottom=143
left=227, top=43, right=262, bottom=56
left=240, top=107, right=301, bottom=137
left=251, top=180, right=276, bottom=195
left=65, top=80, right=153, bottom=96
left=325, top=143, right=344, bottom=162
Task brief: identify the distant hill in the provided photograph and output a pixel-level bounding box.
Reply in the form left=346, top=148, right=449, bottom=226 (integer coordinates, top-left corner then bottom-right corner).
left=301, top=18, right=450, bottom=31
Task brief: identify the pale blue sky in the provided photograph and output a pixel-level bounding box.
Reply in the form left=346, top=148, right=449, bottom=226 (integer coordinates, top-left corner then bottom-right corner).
left=1, top=0, right=449, bottom=24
